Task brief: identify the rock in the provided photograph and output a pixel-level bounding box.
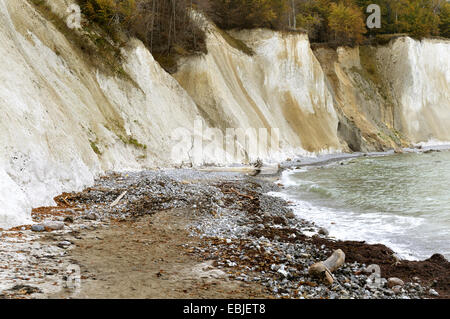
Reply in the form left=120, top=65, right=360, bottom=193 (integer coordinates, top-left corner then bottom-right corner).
left=64, top=216, right=74, bottom=223
left=318, top=227, right=329, bottom=236
left=270, top=264, right=280, bottom=271
left=387, top=277, right=405, bottom=288
left=42, top=221, right=64, bottom=230
left=57, top=241, right=72, bottom=248
left=277, top=265, right=289, bottom=277
left=31, top=224, right=45, bottom=232
left=7, top=284, right=42, bottom=295
left=412, top=276, right=421, bottom=282
left=428, top=289, right=439, bottom=296
left=84, top=213, right=98, bottom=220
left=392, top=285, right=402, bottom=294
left=285, top=211, right=295, bottom=219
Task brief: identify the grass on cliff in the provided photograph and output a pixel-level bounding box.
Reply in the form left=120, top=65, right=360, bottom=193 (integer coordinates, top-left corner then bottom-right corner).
left=29, top=0, right=129, bottom=79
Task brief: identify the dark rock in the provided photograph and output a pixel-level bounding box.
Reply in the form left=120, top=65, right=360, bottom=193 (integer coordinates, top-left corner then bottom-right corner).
left=31, top=224, right=45, bottom=232
left=64, top=216, right=74, bottom=223
left=57, top=241, right=72, bottom=248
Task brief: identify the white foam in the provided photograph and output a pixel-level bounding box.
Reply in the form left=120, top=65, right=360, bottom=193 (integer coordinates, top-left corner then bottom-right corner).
left=413, top=139, right=450, bottom=148
left=270, top=189, right=428, bottom=260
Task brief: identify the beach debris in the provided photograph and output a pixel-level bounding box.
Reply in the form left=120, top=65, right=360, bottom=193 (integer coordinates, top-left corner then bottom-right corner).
left=223, top=188, right=254, bottom=200
left=249, top=159, right=263, bottom=176
left=7, top=284, right=42, bottom=295
left=60, top=196, right=72, bottom=206
left=110, top=191, right=127, bottom=207
left=308, top=249, right=345, bottom=285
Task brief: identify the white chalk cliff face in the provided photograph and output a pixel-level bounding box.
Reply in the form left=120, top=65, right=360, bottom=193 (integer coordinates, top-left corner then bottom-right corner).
left=314, top=38, right=450, bottom=152
left=0, top=0, right=209, bottom=228
left=175, top=25, right=342, bottom=158
left=377, top=37, right=450, bottom=143
left=0, top=0, right=449, bottom=228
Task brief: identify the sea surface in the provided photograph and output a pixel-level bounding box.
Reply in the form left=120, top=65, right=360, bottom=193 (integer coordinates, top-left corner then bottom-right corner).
left=277, top=149, right=450, bottom=260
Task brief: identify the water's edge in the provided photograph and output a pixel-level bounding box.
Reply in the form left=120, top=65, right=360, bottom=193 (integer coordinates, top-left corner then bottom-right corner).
left=273, top=144, right=450, bottom=262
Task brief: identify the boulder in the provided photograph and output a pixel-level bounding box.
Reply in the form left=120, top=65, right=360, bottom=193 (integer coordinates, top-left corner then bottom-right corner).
left=42, top=221, right=64, bottom=230
left=31, top=224, right=45, bottom=232
left=387, top=277, right=404, bottom=288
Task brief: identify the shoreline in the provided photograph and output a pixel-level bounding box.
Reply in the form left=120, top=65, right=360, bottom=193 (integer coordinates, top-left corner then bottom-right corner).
left=0, top=166, right=448, bottom=299
left=277, top=146, right=450, bottom=262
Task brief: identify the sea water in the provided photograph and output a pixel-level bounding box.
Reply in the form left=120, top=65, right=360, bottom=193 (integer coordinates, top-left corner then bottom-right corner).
left=277, top=149, right=450, bottom=260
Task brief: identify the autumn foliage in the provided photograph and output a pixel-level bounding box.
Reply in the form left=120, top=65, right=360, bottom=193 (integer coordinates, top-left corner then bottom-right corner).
left=205, top=0, right=450, bottom=44
left=74, top=0, right=449, bottom=69
left=328, top=2, right=366, bottom=45
left=78, top=0, right=206, bottom=71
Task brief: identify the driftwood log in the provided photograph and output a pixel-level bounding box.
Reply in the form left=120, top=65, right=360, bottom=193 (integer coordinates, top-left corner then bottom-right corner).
left=110, top=191, right=127, bottom=207
left=308, top=249, right=345, bottom=285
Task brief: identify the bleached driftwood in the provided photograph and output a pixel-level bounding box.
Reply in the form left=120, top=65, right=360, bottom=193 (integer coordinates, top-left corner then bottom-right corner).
left=308, top=249, right=345, bottom=285
left=110, top=191, right=127, bottom=207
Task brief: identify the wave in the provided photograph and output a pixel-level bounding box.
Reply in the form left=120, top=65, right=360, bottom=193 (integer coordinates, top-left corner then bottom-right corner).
left=269, top=189, right=427, bottom=260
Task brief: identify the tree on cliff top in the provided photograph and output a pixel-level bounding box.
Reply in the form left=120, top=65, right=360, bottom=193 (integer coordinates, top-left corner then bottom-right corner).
left=209, top=0, right=288, bottom=29
left=328, top=2, right=366, bottom=45
left=439, top=2, right=450, bottom=38
left=78, top=0, right=207, bottom=72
